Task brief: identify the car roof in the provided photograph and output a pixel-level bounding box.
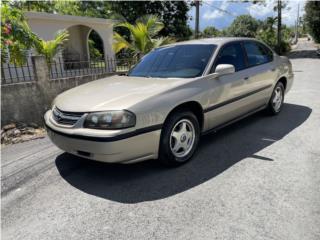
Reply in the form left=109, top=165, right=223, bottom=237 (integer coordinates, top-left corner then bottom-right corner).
left=164, top=37, right=255, bottom=47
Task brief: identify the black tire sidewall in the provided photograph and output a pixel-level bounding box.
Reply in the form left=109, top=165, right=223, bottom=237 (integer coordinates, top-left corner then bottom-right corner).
left=159, top=111, right=200, bottom=166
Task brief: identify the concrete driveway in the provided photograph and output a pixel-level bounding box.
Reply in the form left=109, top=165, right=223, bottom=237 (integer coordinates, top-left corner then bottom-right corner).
left=1, top=39, right=320, bottom=240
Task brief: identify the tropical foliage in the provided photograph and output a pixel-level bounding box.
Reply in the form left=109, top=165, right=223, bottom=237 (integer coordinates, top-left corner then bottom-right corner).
left=1, top=4, right=37, bottom=65
left=203, top=26, right=221, bottom=38
left=110, top=1, right=192, bottom=40
left=227, top=15, right=260, bottom=38
left=256, top=17, right=292, bottom=53
left=113, top=15, right=174, bottom=58
left=304, top=1, right=320, bottom=43
left=1, top=3, right=69, bottom=65
left=88, top=39, right=103, bottom=59
left=200, top=14, right=293, bottom=53
left=33, top=30, right=69, bottom=65
left=13, top=0, right=192, bottom=41
left=8, top=0, right=112, bottom=19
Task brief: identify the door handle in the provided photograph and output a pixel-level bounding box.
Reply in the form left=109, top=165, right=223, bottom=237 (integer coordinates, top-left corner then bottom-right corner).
left=244, top=77, right=249, bottom=80
left=271, top=68, right=276, bottom=72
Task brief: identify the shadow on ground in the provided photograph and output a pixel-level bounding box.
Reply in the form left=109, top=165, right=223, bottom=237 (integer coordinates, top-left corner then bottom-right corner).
left=55, top=103, right=311, bottom=203
left=287, top=49, right=319, bottom=59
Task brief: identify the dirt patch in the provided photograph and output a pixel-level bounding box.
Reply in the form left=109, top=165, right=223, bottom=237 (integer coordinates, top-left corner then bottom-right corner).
left=1, top=123, right=46, bottom=145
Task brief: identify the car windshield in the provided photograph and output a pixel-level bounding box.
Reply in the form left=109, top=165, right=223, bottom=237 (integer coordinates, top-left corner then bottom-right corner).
left=128, top=44, right=216, bottom=78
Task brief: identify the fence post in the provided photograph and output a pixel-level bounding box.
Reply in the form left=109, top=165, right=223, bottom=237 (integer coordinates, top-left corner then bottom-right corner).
left=32, top=55, right=50, bottom=84
left=31, top=55, right=52, bottom=112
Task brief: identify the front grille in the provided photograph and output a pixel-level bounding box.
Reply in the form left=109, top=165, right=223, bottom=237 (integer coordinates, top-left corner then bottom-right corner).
left=52, top=107, right=84, bottom=126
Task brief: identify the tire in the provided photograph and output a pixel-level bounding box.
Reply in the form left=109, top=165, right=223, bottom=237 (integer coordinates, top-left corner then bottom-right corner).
left=158, top=110, right=200, bottom=166
left=267, top=81, right=285, bottom=115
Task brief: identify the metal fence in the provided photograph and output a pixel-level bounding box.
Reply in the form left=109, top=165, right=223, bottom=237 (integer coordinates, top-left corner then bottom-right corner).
left=1, top=56, right=137, bottom=85
left=49, top=57, right=136, bottom=80
left=1, top=60, right=35, bottom=85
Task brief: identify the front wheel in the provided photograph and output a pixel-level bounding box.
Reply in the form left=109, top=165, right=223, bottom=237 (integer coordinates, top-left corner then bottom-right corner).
left=158, top=111, right=200, bottom=166
left=267, top=82, right=285, bottom=115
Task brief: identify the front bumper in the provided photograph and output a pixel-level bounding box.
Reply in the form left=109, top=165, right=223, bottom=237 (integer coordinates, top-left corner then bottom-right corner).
left=45, top=111, right=161, bottom=163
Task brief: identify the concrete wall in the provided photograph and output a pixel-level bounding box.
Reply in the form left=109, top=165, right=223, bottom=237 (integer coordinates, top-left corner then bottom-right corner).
left=1, top=56, right=118, bottom=126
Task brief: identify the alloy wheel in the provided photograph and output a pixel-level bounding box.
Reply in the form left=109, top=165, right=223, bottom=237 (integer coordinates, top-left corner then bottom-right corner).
left=272, top=86, right=283, bottom=112
left=169, top=119, right=196, bottom=158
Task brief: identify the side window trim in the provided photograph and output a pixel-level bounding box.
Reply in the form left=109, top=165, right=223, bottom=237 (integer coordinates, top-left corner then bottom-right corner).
left=243, top=40, right=273, bottom=68
left=209, top=41, right=247, bottom=73
left=240, top=41, right=249, bottom=68
left=207, top=40, right=274, bottom=74
left=259, top=42, right=274, bottom=62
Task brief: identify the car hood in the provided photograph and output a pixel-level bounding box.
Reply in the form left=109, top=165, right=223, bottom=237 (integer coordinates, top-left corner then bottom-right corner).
left=54, top=75, right=185, bottom=112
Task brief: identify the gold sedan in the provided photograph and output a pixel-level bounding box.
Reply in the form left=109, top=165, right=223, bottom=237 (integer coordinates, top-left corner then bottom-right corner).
left=45, top=38, right=294, bottom=166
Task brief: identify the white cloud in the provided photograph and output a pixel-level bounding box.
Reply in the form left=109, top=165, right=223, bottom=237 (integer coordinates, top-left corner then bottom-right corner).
left=203, top=1, right=230, bottom=20
left=282, top=0, right=306, bottom=26
left=247, top=0, right=274, bottom=18
left=246, top=0, right=306, bottom=26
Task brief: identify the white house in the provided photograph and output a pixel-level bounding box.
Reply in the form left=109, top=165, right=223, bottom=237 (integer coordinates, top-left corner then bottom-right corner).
left=25, top=12, right=115, bottom=62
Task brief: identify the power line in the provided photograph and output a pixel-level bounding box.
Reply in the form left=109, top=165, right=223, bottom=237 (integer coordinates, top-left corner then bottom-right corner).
left=202, top=1, right=236, bottom=17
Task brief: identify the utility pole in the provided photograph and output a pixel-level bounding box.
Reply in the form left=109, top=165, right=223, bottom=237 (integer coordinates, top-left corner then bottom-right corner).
left=195, top=0, right=200, bottom=39
left=277, top=0, right=282, bottom=54
left=295, top=3, right=300, bottom=43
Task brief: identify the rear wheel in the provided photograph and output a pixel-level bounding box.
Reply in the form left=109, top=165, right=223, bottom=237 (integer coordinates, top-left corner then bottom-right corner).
left=267, top=82, right=285, bottom=115
left=158, top=111, right=200, bottom=166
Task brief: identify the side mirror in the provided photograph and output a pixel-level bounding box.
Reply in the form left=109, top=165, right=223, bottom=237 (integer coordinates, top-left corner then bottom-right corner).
left=215, top=64, right=235, bottom=76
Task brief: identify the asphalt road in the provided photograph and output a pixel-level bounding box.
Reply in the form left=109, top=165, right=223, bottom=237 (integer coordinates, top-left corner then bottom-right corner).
left=1, top=39, right=320, bottom=240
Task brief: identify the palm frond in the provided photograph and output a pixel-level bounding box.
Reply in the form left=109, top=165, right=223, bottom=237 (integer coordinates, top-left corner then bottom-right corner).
left=116, top=22, right=136, bottom=32
left=34, top=30, right=69, bottom=64
left=113, top=14, right=175, bottom=58
left=136, top=14, right=164, bottom=38
left=108, top=13, right=127, bottom=23
left=151, top=37, right=175, bottom=49
left=113, top=32, right=136, bottom=53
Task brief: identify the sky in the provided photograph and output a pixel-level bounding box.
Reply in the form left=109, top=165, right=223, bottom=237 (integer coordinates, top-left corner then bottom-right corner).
left=188, top=0, right=306, bottom=31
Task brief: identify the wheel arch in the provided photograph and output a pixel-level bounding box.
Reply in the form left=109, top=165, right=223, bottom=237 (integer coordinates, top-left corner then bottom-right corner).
left=277, top=76, right=287, bottom=90
left=164, top=101, right=204, bottom=131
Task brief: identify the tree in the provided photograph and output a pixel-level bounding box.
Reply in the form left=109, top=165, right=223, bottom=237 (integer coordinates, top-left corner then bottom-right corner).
left=256, top=17, right=292, bottom=53
left=236, top=0, right=288, bottom=53
left=110, top=1, right=192, bottom=40
left=113, top=15, right=173, bottom=58
left=13, top=1, right=192, bottom=41
left=88, top=31, right=104, bottom=59
left=304, top=1, right=320, bottom=43
left=1, top=2, right=69, bottom=65
left=53, top=1, right=112, bottom=18
left=203, top=26, right=220, bottom=37
left=227, top=15, right=260, bottom=37
left=10, top=0, right=112, bottom=19
left=1, top=3, right=38, bottom=65
left=33, top=30, right=69, bottom=65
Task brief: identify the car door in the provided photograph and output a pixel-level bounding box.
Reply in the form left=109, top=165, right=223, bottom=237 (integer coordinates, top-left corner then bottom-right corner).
left=242, top=41, right=278, bottom=108
left=204, top=42, right=255, bottom=130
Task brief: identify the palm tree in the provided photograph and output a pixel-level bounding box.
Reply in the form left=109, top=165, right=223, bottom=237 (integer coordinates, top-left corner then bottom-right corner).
left=33, top=30, right=69, bottom=65
left=113, top=15, right=173, bottom=58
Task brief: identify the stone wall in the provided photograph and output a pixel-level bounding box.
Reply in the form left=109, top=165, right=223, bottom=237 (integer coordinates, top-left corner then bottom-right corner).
left=1, top=56, right=117, bottom=126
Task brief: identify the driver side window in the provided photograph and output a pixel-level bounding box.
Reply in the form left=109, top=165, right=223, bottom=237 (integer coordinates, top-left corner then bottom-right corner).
left=211, top=42, right=246, bottom=73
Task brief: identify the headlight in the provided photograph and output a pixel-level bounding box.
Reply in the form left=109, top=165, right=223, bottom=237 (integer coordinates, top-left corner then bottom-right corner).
left=84, top=110, right=136, bottom=129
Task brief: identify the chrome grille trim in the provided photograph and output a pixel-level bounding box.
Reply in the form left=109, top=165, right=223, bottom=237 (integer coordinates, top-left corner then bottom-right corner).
left=52, top=107, right=84, bottom=126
